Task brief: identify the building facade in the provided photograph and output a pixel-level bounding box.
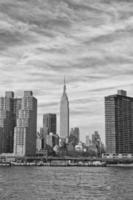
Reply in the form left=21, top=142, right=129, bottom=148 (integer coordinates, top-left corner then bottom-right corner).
left=0, top=92, right=21, bottom=153
left=92, top=131, right=101, bottom=145
left=46, top=133, right=59, bottom=148
left=69, top=127, right=80, bottom=145
left=105, top=90, right=133, bottom=154
left=40, top=127, right=45, bottom=149
left=60, top=79, right=69, bottom=139
left=14, top=91, right=37, bottom=156
left=70, top=127, right=80, bottom=142
left=85, top=135, right=92, bottom=146
left=43, top=113, right=56, bottom=135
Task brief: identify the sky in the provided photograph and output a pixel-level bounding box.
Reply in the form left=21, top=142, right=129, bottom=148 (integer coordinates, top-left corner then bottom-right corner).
left=0, top=0, right=133, bottom=142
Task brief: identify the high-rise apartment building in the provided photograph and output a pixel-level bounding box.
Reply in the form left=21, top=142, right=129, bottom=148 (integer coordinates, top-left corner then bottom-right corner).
left=14, top=91, right=37, bottom=156
left=60, top=78, right=69, bottom=139
left=105, top=90, right=133, bottom=154
left=0, top=92, right=21, bottom=153
left=14, top=98, right=22, bottom=120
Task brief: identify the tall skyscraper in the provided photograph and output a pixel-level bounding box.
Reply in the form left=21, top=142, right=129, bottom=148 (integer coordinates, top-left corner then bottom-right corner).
left=14, top=91, right=37, bottom=156
left=60, top=78, right=69, bottom=139
left=105, top=90, right=133, bottom=154
left=0, top=92, right=21, bottom=153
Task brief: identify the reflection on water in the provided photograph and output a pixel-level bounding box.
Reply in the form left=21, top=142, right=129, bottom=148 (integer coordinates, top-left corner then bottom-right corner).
left=0, top=167, right=133, bottom=200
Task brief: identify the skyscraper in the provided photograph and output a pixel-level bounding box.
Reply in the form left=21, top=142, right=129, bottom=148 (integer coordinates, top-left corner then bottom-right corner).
left=105, top=90, right=133, bottom=154
left=70, top=127, right=80, bottom=144
left=43, top=113, right=56, bottom=135
left=0, top=92, right=21, bottom=153
left=60, top=78, right=69, bottom=139
left=14, top=91, right=37, bottom=156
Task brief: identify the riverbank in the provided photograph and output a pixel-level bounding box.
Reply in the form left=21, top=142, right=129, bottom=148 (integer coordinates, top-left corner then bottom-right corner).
left=0, top=161, right=107, bottom=167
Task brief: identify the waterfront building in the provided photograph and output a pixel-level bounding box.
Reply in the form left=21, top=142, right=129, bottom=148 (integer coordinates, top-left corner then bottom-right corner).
left=105, top=90, right=133, bottom=154
left=60, top=78, right=69, bottom=139
left=14, top=91, right=37, bottom=156
left=40, top=127, right=45, bottom=149
left=0, top=92, right=21, bottom=153
left=36, top=132, right=42, bottom=152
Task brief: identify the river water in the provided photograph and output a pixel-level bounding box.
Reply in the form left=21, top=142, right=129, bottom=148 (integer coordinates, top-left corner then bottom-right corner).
left=0, top=167, right=133, bottom=200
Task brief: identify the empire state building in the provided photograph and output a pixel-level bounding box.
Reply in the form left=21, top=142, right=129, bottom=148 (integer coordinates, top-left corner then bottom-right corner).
left=60, top=78, right=69, bottom=139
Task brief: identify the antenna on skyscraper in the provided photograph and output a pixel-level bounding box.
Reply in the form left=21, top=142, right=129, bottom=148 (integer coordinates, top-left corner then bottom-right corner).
left=63, top=76, right=66, bottom=93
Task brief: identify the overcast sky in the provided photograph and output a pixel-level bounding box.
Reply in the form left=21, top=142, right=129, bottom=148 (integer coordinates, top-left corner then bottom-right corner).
left=0, top=0, right=133, bottom=142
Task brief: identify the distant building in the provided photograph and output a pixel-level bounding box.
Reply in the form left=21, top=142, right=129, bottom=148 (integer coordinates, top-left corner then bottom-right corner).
left=92, top=131, right=101, bottom=146
left=59, top=138, right=66, bottom=147
left=40, top=127, right=45, bottom=149
left=36, top=132, right=41, bottom=152
left=46, top=133, right=59, bottom=148
left=70, top=127, right=80, bottom=144
left=0, top=92, right=21, bottom=153
left=60, top=78, right=69, bottom=139
left=91, top=131, right=102, bottom=156
left=14, top=91, right=37, bottom=156
left=105, top=90, right=133, bottom=154
left=75, top=142, right=86, bottom=152
left=67, top=142, right=75, bottom=152
left=42, top=113, right=56, bottom=148
left=85, top=135, right=92, bottom=146
left=43, top=113, right=56, bottom=136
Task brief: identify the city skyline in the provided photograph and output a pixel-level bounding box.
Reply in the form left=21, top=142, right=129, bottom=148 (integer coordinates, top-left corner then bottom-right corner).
left=0, top=0, right=133, bottom=142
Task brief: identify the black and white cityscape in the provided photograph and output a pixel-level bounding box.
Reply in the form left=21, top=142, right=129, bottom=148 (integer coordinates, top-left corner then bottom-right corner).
left=0, top=0, right=133, bottom=200
left=1, top=83, right=133, bottom=161
left=0, top=81, right=105, bottom=158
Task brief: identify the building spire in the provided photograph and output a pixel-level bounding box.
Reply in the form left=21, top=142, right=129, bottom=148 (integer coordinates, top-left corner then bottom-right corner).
left=63, top=76, right=66, bottom=94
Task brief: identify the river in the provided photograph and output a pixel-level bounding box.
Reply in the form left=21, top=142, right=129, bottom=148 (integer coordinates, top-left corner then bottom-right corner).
left=0, top=167, right=133, bottom=200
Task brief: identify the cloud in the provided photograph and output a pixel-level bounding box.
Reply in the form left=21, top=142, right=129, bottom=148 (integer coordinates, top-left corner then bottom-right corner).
left=0, top=0, right=133, bottom=142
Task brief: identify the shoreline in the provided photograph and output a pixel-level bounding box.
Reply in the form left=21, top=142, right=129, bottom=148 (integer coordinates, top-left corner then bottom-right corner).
left=0, top=164, right=133, bottom=168
left=1, top=161, right=133, bottom=167
left=0, top=162, right=107, bottom=167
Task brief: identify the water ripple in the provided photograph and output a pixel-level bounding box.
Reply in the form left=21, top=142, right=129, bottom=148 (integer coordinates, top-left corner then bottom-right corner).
left=0, top=167, right=133, bottom=200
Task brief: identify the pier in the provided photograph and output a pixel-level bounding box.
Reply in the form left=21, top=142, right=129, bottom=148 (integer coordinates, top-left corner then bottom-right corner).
left=0, top=155, right=133, bottom=167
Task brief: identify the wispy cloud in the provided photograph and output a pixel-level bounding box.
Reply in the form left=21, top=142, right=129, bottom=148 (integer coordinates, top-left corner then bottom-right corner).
left=0, top=0, right=133, bottom=142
